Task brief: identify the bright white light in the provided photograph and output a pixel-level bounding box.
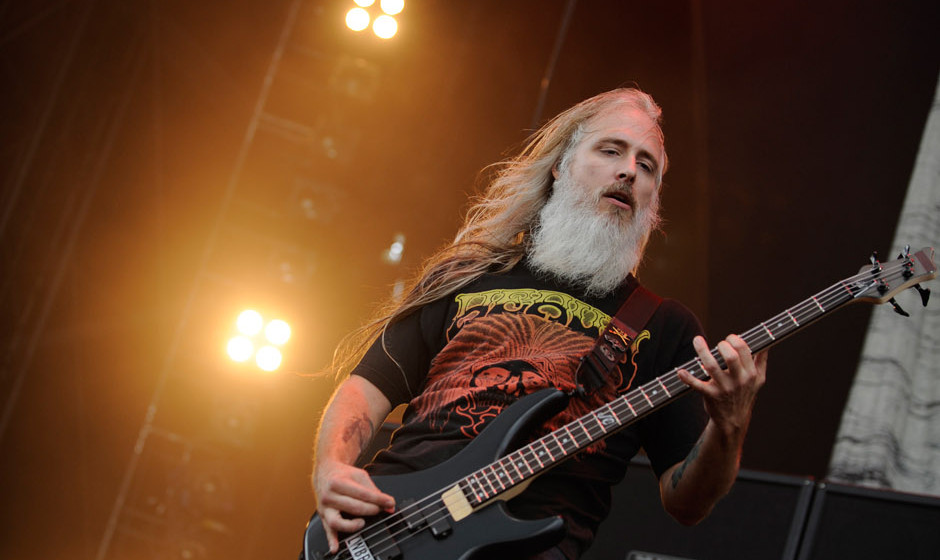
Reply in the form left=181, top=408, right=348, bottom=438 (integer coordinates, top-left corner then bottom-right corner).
left=346, top=7, right=370, bottom=31
left=256, top=346, right=283, bottom=372
left=384, top=233, right=406, bottom=264
left=227, top=336, right=254, bottom=362
left=354, top=0, right=375, bottom=6
left=373, top=14, right=397, bottom=39
left=265, top=319, right=291, bottom=345
left=236, top=310, right=263, bottom=336
left=380, top=0, right=404, bottom=16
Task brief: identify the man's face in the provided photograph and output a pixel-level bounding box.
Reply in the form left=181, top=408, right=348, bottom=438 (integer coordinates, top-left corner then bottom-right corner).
left=553, top=106, right=664, bottom=224
left=528, top=105, right=664, bottom=296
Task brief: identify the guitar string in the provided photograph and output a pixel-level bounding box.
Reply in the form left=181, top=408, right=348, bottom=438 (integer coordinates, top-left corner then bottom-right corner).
left=325, top=258, right=913, bottom=559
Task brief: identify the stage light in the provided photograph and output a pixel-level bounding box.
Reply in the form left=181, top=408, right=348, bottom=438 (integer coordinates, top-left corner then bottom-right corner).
left=227, top=311, right=291, bottom=372
left=235, top=310, right=263, bottom=336
left=265, top=319, right=291, bottom=345
left=373, top=15, right=398, bottom=39
left=380, top=0, right=404, bottom=16
left=226, top=336, right=254, bottom=362
left=255, top=346, right=283, bottom=372
left=383, top=233, right=406, bottom=264
left=345, top=7, right=370, bottom=32
left=346, top=0, right=403, bottom=38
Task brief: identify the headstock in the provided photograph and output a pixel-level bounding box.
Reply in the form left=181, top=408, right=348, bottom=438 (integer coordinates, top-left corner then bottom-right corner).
left=853, top=246, right=936, bottom=315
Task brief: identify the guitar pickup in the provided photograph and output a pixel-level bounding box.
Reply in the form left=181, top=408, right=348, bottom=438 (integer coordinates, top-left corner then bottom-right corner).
left=397, top=498, right=452, bottom=539
left=429, top=511, right=452, bottom=539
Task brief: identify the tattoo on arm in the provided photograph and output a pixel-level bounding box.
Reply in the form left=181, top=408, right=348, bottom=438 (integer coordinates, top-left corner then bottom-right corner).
left=341, top=414, right=376, bottom=456
left=671, top=437, right=702, bottom=489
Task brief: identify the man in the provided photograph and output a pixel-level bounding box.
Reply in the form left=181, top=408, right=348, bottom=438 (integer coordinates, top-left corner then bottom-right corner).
left=311, top=88, right=767, bottom=559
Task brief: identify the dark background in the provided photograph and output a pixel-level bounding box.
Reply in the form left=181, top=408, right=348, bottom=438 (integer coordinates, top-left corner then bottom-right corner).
left=1, top=1, right=937, bottom=559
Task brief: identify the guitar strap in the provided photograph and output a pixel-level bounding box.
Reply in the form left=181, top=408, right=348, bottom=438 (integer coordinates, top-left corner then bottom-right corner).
left=576, top=282, right=663, bottom=392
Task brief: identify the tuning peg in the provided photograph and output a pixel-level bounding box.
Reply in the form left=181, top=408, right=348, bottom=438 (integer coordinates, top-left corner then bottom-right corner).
left=870, top=251, right=882, bottom=273
left=888, top=298, right=910, bottom=317
left=913, top=284, right=931, bottom=307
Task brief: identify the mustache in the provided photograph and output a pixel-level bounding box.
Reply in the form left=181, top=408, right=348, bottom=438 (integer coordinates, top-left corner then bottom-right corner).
left=600, top=183, right=636, bottom=207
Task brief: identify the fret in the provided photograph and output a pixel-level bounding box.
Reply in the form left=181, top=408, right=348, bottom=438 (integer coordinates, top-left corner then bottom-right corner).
left=487, top=465, right=507, bottom=491
left=467, top=475, right=486, bottom=502
left=811, top=296, right=825, bottom=312
left=785, top=309, right=799, bottom=326
left=591, top=411, right=610, bottom=434
left=646, top=383, right=663, bottom=403
left=638, top=386, right=654, bottom=408
left=573, top=418, right=593, bottom=443
left=505, top=454, right=523, bottom=482
left=476, top=470, right=495, bottom=498
left=760, top=322, right=776, bottom=341
left=622, top=396, right=637, bottom=417
left=657, top=377, right=672, bottom=398
left=534, top=439, right=554, bottom=463
left=513, top=448, right=535, bottom=476
left=559, top=425, right=576, bottom=452
left=549, top=431, right=568, bottom=458
left=839, top=281, right=855, bottom=297
left=530, top=444, right=546, bottom=469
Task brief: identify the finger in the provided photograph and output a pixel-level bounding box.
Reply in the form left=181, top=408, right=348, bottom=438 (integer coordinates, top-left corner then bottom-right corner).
left=676, top=367, right=710, bottom=393
left=725, top=334, right=755, bottom=371
left=692, top=336, right=717, bottom=369
left=321, top=513, right=340, bottom=553
left=714, top=339, right=741, bottom=376
left=330, top=475, right=395, bottom=512
left=322, top=492, right=384, bottom=517
left=754, top=349, right=769, bottom=383
left=321, top=509, right=366, bottom=551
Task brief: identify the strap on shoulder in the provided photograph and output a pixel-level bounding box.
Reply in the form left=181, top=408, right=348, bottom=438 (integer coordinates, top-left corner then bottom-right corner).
left=576, top=285, right=663, bottom=392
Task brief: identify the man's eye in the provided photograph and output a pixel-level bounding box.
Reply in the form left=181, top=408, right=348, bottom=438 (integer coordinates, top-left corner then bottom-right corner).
left=639, top=161, right=653, bottom=172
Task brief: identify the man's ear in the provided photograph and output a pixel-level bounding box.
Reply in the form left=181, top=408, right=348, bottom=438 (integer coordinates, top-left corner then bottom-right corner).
left=551, top=161, right=560, bottom=180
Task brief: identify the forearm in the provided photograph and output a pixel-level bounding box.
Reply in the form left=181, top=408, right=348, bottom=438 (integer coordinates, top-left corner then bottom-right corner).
left=314, top=374, right=392, bottom=471
left=312, top=375, right=395, bottom=552
left=662, top=335, right=767, bottom=525
left=659, top=417, right=744, bottom=525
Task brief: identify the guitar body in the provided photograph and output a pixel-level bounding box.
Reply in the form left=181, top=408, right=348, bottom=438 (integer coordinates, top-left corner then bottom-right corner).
left=304, top=388, right=571, bottom=560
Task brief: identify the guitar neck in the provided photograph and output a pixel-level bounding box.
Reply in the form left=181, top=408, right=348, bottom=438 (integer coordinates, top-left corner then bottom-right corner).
left=456, top=250, right=935, bottom=508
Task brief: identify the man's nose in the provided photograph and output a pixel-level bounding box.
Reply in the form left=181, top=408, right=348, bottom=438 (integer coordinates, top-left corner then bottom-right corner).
left=617, top=159, right=636, bottom=183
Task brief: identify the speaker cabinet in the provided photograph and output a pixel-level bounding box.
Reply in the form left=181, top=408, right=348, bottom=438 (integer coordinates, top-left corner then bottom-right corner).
left=583, top=457, right=814, bottom=560
left=796, top=481, right=940, bottom=560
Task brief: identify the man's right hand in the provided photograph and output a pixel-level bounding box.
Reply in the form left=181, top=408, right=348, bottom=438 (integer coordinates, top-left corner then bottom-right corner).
left=313, top=458, right=396, bottom=552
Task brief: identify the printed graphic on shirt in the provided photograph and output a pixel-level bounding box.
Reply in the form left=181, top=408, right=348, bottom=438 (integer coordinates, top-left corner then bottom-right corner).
left=412, top=288, right=652, bottom=453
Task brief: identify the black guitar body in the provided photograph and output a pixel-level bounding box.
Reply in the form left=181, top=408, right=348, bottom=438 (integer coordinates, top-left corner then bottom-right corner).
left=304, top=388, right=571, bottom=560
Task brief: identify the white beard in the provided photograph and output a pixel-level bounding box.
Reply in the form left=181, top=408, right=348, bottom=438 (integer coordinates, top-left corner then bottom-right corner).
left=528, top=170, right=660, bottom=298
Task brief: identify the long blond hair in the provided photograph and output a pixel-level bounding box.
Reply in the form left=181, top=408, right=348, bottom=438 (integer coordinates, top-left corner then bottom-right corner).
left=331, top=88, right=667, bottom=388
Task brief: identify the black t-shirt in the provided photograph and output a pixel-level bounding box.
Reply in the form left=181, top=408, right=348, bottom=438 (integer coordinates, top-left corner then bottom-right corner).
left=353, top=261, right=707, bottom=558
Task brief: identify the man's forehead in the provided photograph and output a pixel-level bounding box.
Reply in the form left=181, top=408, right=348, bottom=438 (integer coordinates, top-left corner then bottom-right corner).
left=584, top=106, right=659, bottom=137
left=581, top=107, right=664, bottom=158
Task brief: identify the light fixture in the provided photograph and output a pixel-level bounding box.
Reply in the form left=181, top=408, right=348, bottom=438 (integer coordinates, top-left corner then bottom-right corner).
left=344, top=0, right=404, bottom=39
left=372, top=15, right=398, bottom=39
left=226, top=310, right=291, bottom=372
left=345, top=7, right=370, bottom=32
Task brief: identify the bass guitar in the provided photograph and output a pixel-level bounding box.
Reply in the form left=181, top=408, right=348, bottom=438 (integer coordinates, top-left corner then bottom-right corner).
left=303, top=246, right=936, bottom=560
